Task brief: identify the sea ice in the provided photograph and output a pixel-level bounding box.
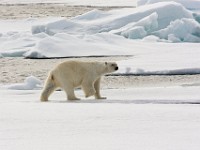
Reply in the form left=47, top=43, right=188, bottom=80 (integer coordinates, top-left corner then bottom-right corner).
left=152, top=18, right=200, bottom=42
left=110, top=12, right=158, bottom=39
left=32, top=2, right=193, bottom=35
left=137, top=0, right=200, bottom=10
left=0, top=1, right=198, bottom=59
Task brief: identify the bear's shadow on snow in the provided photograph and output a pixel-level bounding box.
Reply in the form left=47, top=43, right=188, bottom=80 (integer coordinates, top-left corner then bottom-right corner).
left=47, top=99, right=200, bottom=104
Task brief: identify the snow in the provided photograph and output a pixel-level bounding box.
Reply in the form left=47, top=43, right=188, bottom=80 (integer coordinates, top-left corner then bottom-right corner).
left=0, top=2, right=198, bottom=59
left=137, top=0, right=200, bottom=10
left=0, top=2, right=200, bottom=75
left=31, top=2, right=193, bottom=35
left=1, top=1, right=200, bottom=149
left=0, top=4, right=200, bottom=150
left=0, top=2, right=199, bottom=58
left=2, top=80, right=200, bottom=102
left=1, top=86, right=200, bottom=150
left=115, top=42, right=200, bottom=75
left=4, top=76, right=42, bottom=90
left=0, top=0, right=137, bottom=6
left=110, top=12, right=158, bottom=39
left=153, top=18, right=200, bottom=42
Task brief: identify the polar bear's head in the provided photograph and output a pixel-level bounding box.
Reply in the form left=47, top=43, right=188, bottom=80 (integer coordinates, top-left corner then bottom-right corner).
left=105, top=62, right=118, bottom=73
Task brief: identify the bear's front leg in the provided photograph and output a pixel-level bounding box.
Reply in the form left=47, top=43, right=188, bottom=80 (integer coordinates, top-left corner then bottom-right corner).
left=82, top=80, right=96, bottom=98
left=62, top=85, right=80, bottom=100
left=94, top=77, right=106, bottom=100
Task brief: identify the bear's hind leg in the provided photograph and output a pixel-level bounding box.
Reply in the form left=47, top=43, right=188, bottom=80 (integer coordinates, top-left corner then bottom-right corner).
left=40, top=81, right=57, bottom=102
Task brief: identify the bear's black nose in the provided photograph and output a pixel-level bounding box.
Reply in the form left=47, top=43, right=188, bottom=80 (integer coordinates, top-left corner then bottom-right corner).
left=115, top=67, right=118, bottom=70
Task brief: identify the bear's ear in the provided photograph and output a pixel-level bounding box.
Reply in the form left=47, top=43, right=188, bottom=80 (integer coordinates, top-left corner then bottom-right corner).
left=105, top=62, right=107, bottom=65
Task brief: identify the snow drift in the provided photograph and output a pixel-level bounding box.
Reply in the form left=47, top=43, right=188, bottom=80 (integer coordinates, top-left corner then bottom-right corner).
left=0, top=1, right=200, bottom=75
left=5, top=76, right=42, bottom=90
left=153, top=18, right=200, bottom=42
left=0, top=1, right=199, bottom=58
left=32, top=2, right=193, bottom=35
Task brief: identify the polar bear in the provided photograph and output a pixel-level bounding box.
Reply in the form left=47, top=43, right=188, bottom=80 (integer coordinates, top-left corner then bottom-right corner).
left=40, top=60, right=118, bottom=101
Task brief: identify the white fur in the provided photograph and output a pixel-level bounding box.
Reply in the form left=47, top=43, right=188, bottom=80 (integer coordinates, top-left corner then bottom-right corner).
left=40, top=60, right=118, bottom=101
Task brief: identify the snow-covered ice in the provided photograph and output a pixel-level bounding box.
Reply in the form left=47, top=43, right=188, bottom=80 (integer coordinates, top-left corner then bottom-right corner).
left=0, top=0, right=137, bottom=6
left=30, top=2, right=195, bottom=37
left=115, top=42, right=200, bottom=75
left=137, top=0, right=200, bottom=10
left=1, top=1, right=200, bottom=149
left=0, top=0, right=200, bottom=75
left=0, top=2, right=199, bottom=56
left=1, top=85, right=200, bottom=150
left=153, top=18, right=200, bottom=42
left=1, top=72, right=200, bottom=149
left=1, top=79, right=200, bottom=102
left=0, top=1, right=200, bottom=75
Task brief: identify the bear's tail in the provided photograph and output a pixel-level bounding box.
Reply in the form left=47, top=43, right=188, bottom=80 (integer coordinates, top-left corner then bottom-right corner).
left=40, top=73, right=56, bottom=102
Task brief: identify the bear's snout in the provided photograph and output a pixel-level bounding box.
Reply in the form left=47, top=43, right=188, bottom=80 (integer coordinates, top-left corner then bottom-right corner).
left=115, top=67, right=118, bottom=70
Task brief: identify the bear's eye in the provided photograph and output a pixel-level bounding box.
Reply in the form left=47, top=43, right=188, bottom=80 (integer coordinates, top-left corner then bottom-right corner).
left=111, top=64, right=115, bottom=66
